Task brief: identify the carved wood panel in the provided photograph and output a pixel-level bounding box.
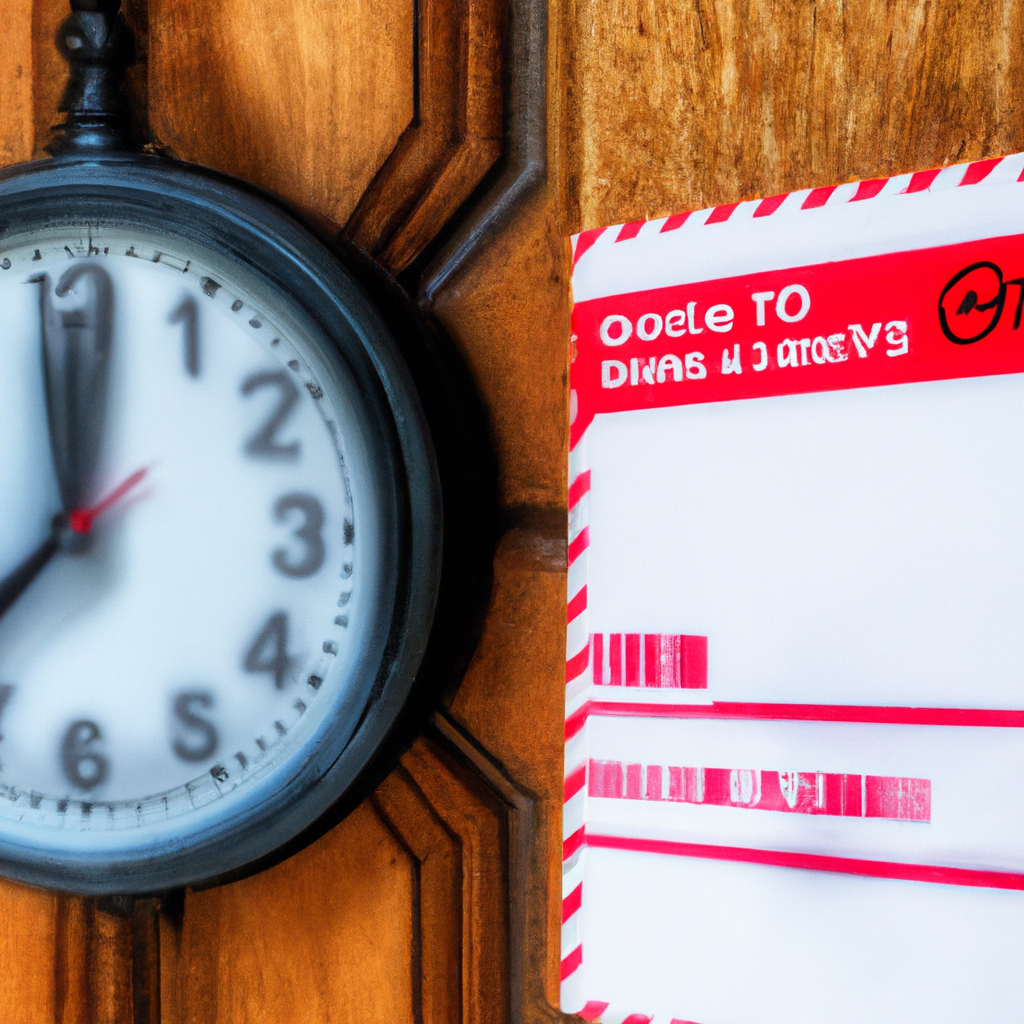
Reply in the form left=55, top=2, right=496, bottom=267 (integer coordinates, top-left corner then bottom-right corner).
left=2, top=0, right=1022, bottom=1019
left=0, top=4, right=567, bottom=1023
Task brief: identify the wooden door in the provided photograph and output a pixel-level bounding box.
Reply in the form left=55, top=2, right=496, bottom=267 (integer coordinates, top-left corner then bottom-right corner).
left=0, top=1, right=1020, bottom=1022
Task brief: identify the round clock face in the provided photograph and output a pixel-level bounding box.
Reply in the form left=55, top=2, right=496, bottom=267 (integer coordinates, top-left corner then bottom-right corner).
left=0, top=164, right=441, bottom=892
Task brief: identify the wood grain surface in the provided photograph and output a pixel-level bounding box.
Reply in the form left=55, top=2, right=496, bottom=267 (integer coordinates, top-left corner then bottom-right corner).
left=565, top=0, right=1024, bottom=231
left=161, top=802, right=418, bottom=1024
left=149, top=0, right=415, bottom=230
left=2, top=0, right=1022, bottom=1021
left=0, top=0, right=33, bottom=167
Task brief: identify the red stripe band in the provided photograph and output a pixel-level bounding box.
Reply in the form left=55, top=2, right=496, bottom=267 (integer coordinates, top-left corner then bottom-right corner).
left=568, top=469, right=591, bottom=510
left=904, top=168, right=942, bottom=193
left=705, top=202, right=739, bottom=224
left=616, top=220, right=645, bottom=242
left=753, top=193, right=787, bottom=217
left=564, top=762, right=586, bottom=802
left=565, top=700, right=1024, bottom=740
left=565, top=646, right=589, bottom=684
left=961, top=157, right=1002, bottom=186
left=583, top=833, right=1024, bottom=891
left=660, top=212, right=691, bottom=232
left=561, top=944, right=584, bottom=980
left=568, top=526, right=590, bottom=567
left=851, top=177, right=888, bottom=201
left=801, top=185, right=838, bottom=209
left=572, top=227, right=606, bottom=268
left=566, top=586, right=587, bottom=623
left=562, top=881, right=583, bottom=922
left=578, top=1002, right=610, bottom=1020
left=563, top=826, right=585, bottom=860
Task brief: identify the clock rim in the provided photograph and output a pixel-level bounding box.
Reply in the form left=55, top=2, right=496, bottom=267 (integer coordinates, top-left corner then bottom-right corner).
left=0, top=153, right=444, bottom=894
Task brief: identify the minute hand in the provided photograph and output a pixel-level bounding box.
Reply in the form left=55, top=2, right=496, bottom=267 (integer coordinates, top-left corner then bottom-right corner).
left=0, top=264, right=116, bottom=623
left=39, top=262, right=114, bottom=513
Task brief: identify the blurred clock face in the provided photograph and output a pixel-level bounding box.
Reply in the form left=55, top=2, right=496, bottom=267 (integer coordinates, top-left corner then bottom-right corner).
left=0, top=228, right=387, bottom=848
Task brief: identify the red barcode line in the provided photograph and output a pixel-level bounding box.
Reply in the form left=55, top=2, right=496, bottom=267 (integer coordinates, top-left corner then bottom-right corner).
left=590, top=633, right=707, bottom=689
left=588, top=760, right=930, bottom=821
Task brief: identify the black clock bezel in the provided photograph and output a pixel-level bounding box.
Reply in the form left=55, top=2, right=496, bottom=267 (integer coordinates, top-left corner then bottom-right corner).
left=0, top=152, right=446, bottom=894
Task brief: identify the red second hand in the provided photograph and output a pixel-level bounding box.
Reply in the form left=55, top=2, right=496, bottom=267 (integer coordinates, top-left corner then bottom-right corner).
left=69, top=468, right=150, bottom=535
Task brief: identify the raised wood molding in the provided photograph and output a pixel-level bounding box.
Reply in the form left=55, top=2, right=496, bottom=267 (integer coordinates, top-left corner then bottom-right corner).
left=342, top=0, right=504, bottom=272
left=54, top=897, right=137, bottom=1024
left=374, top=735, right=511, bottom=1024
left=430, top=712, right=566, bottom=1024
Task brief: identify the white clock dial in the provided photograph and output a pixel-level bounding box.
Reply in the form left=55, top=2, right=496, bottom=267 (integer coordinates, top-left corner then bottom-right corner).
left=0, top=228, right=387, bottom=849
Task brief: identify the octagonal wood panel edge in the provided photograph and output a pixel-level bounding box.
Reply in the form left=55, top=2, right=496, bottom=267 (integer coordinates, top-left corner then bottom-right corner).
left=370, top=729, right=511, bottom=1024
left=343, top=0, right=505, bottom=274
left=417, top=0, right=548, bottom=305
left=51, top=894, right=162, bottom=1024
left=428, top=712, right=567, bottom=1024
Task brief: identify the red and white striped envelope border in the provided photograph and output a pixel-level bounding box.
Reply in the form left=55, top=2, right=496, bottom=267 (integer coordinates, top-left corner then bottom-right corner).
left=564, top=154, right=1024, bottom=1024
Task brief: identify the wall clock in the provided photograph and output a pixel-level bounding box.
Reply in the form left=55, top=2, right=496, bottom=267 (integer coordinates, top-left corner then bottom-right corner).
left=0, top=0, right=490, bottom=895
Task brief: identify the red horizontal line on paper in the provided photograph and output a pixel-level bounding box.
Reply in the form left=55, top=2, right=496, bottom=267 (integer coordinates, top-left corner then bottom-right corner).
left=584, top=833, right=1024, bottom=891
left=564, top=700, right=1024, bottom=741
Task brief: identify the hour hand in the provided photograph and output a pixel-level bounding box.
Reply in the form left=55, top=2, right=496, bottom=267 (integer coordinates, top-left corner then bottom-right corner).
left=0, top=468, right=149, bottom=623
left=38, top=263, right=114, bottom=513
left=0, top=529, right=60, bottom=622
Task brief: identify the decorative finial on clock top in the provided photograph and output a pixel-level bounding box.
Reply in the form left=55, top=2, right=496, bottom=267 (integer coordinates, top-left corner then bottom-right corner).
left=47, top=0, right=135, bottom=155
